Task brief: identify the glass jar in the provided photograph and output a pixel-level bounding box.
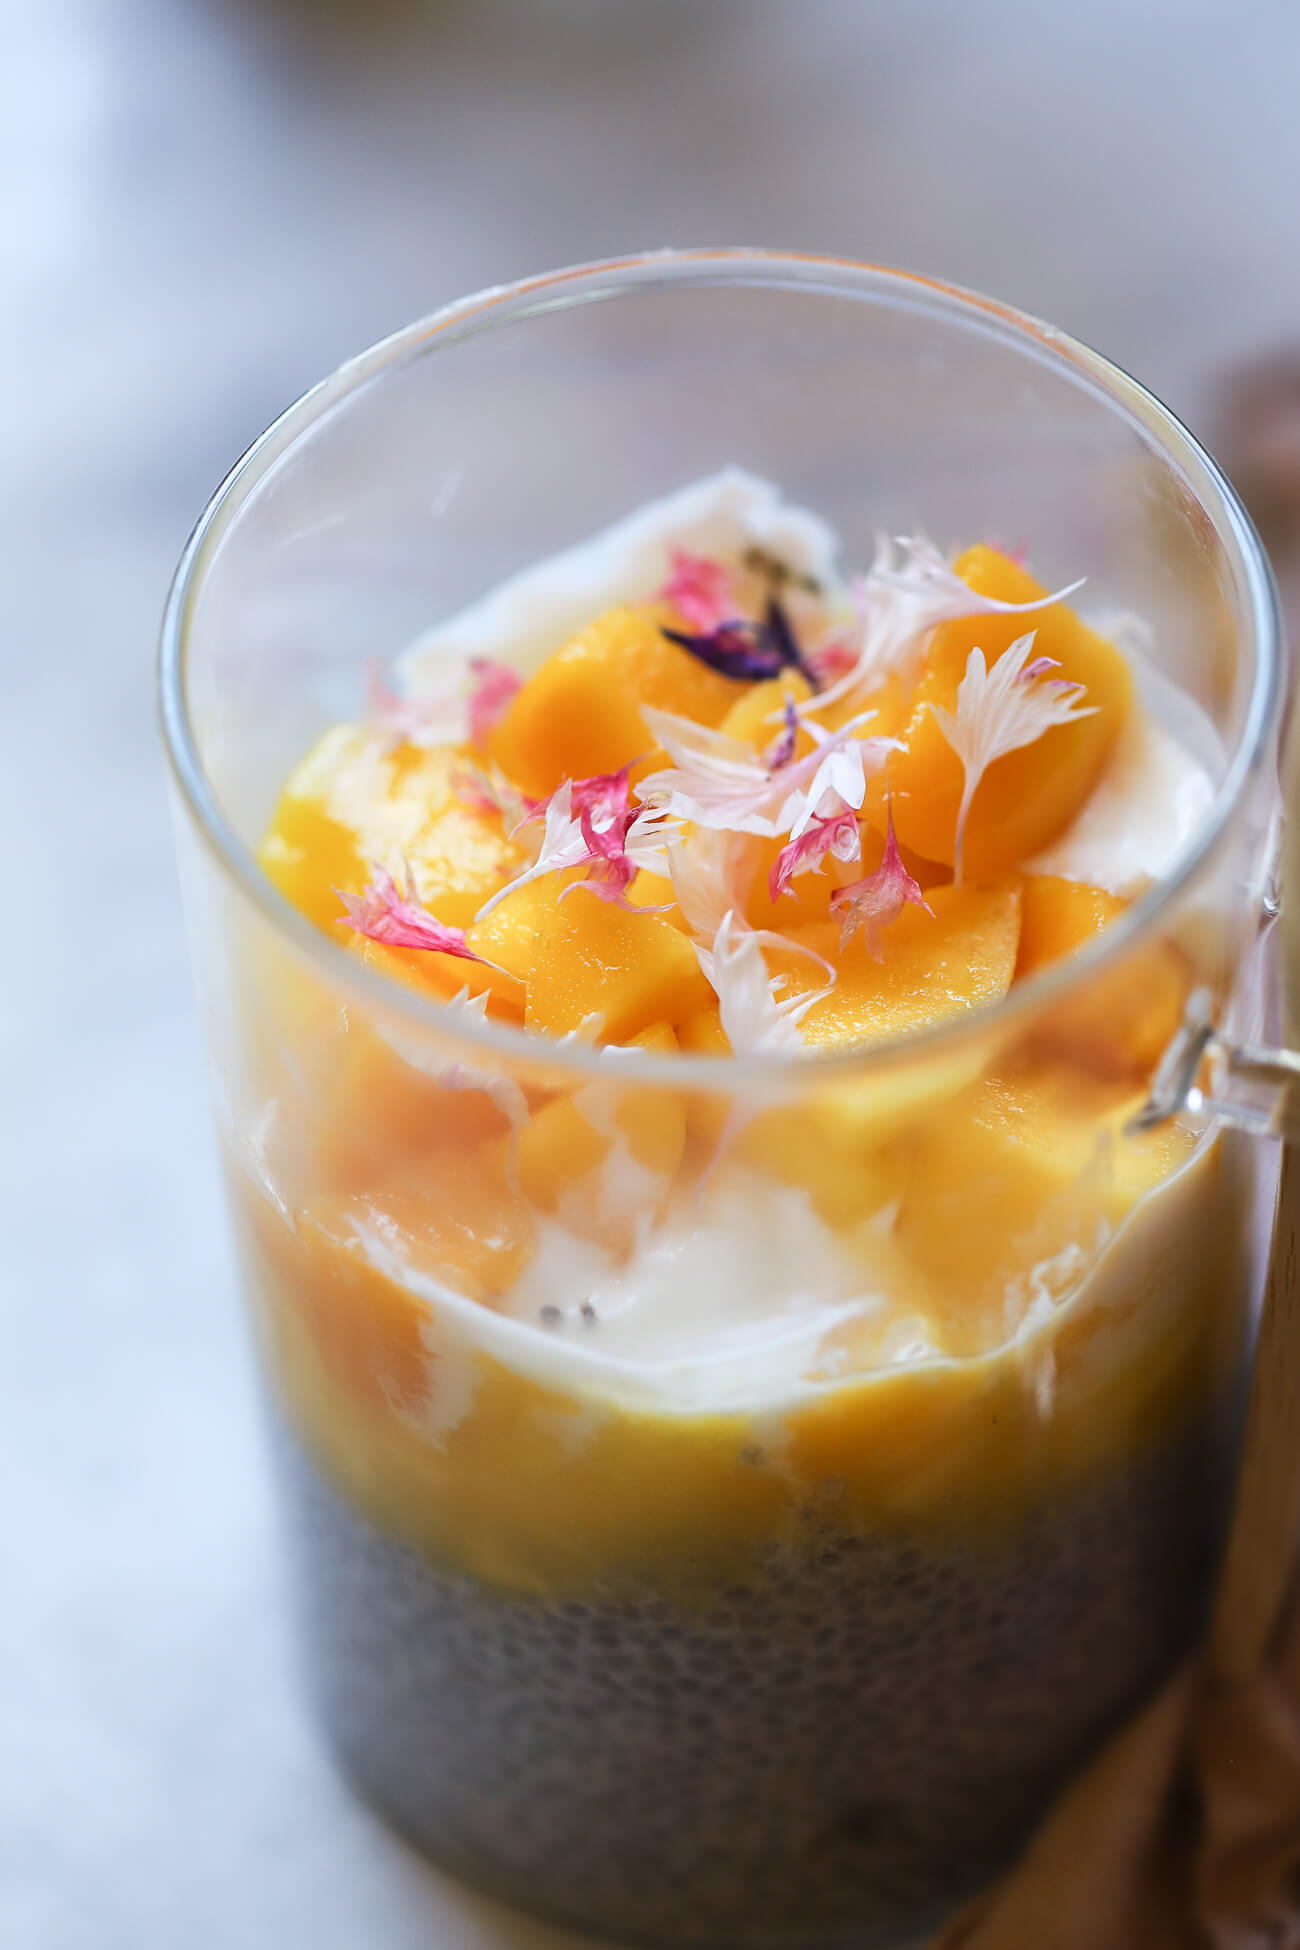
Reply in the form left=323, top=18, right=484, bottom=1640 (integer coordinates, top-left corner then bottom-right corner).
left=160, top=252, right=1283, bottom=1950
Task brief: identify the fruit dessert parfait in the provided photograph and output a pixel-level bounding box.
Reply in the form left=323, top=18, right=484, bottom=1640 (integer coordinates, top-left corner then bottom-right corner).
left=234, top=473, right=1254, bottom=1948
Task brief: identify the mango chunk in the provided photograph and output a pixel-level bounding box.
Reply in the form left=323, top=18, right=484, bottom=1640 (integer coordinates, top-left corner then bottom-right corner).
left=677, top=1008, right=906, bottom=1228
left=294, top=1144, right=535, bottom=1407
left=525, top=876, right=712, bottom=1040
left=350, top=930, right=526, bottom=1023
left=791, top=879, right=1022, bottom=1051
left=315, top=1024, right=515, bottom=1192
left=1016, top=874, right=1189, bottom=1080
left=1016, top=874, right=1127, bottom=976
left=488, top=606, right=741, bottom=798
left=895, top=1065, right=1196, bottom=1339
left=259, top=725, right=528, bottom=936
left=873, top=548, right=1132, bottom=877
left=515, top=1023, right=687, bottom=1234
left=259, top=793, right=364, bottom=933
left=624, top=869, right=690, bottom=928
left=741, top=1107, right=905, bottom=1230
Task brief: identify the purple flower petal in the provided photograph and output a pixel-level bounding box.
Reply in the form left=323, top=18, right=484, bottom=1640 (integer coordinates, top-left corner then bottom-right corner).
left=660, top=620, right=785, bottom=682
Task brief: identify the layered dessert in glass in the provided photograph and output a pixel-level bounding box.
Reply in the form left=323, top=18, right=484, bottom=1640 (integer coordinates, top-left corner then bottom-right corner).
left=162, top=256, right=1280, bottom=1950
left=240, top=474, right=1252, bottom=1944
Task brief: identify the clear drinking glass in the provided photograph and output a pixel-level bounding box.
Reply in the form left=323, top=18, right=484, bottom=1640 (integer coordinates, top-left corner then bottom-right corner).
left=160, top=252, right=1283, bottom=1950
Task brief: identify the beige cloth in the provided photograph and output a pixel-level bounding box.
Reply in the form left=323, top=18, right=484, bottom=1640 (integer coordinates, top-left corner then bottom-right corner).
left=931, top=1140, right=1300, bottom=1950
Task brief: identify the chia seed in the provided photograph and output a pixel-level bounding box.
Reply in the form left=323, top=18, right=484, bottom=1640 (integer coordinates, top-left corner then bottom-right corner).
left=272, top=1402, right=1234, bottom=1948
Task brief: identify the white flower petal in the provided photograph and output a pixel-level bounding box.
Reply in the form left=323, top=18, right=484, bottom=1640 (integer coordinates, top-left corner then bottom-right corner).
left=927, top=630, right=1098, bottom=881
left=697, top=912, right=835, bottom=1053
left=804, top=536, right=1085, bottom=719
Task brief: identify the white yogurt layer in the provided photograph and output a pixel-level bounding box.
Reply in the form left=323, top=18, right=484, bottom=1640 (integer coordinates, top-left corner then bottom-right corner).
left=363, top=474, right=1227, bottom=1409
left=338, top=1139, right=1223, bottom=1428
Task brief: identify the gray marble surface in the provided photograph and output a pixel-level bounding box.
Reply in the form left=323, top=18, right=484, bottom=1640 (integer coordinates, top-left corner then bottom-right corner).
left=4, top=1, right=1300, bottom=1944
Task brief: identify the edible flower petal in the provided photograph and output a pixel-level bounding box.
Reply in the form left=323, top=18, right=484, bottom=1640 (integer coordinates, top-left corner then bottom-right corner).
left=660, top=619, right=787, bottom=683
left=656, top=547, right=735, bottom=630
left=339, top=863, right=493, bottom=962
left=768, top=806, right=862, bottom=903
left=476, top=776, right=673, bottom=919
left=474, top=782, right=592, bottom=916
left=697, top=912, right=835, bottom=1053
left=763, top=695, right=800, bottom=771
left=466, top=657, right=522, bottom=748
left=560, top=799, right=675, bottom=912
left=927, top=629, right=1096, bottom=882
left=760, top=595, right=819, bottom=688
left=668, top=830, right=839, bottom=996
left=781, top=718, right=882, bottom=840
left=661, top=596, right=815, bottom=687
left=666, top=828, right=755, bottom=938
left=520, top=763, right=636, bottom=835
left=804, top=537, right=1086, bottom=717
left=637, top=705, right=890, bottom=839
left=830, top=810, right=932, bottom=957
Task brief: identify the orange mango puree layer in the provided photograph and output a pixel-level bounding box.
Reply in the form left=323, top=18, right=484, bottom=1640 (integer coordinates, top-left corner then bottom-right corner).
left=231, top=1127, right=1248, bottom=1599
left=243, top=542, right=1239, bottom=1595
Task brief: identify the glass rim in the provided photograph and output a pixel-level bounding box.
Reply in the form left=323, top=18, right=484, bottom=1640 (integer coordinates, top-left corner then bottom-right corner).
left=158, top=246, right=1283, bottom=1094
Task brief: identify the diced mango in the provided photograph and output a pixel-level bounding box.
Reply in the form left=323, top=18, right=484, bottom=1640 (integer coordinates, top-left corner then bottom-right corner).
left=895, top=1065, right=1196, bottom=1341
left=740, top=1107, right=905, bottom=1229
left=676, top=1008, right=904, bottom=1227
left=259, top=793, right=365, bottom=932
left=525, top=876, right=712, bottom=1040
left=489, top=606, right=742, bottom=797
left=258, top=724, right=528, bottom=935
left=624, top=869, right=689, bottom=927
left=516, top=1023, right=687, bottom=1233
left=791, top=879, right=1022, bottom=1051
left=294, top=1143, right=535, bottom=1407
left=871, top=549, right=1133, bottom=877
left=350, top=928, right=527, bottom=1023
left=315, top=1024, right=514, bottom=1191
left=344, top=872, right=561, bottom=1024
left=1016, top=874, right=1127, bottom=976
left=1016, top=874, right=1189, bottom=1080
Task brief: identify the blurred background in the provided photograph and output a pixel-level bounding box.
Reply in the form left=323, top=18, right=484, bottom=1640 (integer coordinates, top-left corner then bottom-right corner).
left=4, top=1, right=1300, bottom=1943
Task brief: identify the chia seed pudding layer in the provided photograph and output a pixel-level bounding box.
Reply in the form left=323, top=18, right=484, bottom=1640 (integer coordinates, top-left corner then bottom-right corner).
left=272, top=1405, right=1228, bottom=1950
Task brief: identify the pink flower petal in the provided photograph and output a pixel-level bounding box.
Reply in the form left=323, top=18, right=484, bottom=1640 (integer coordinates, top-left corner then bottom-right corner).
left=520, top=763, right=635, bottom=834
left=478, top=766, right=672, bottom=921
left=560, top=870, right=672, bottom=914
left=768, top=806, right=862, bottom=903
left=1018, top=654, right=1060, bottom=683
left=830, top=812, right=932, bottom=959
left=338, top=864, right=488, bottom=961
left=467, top=657, right=522, bottom=748
left=656, top=547, right=735, bottom=631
